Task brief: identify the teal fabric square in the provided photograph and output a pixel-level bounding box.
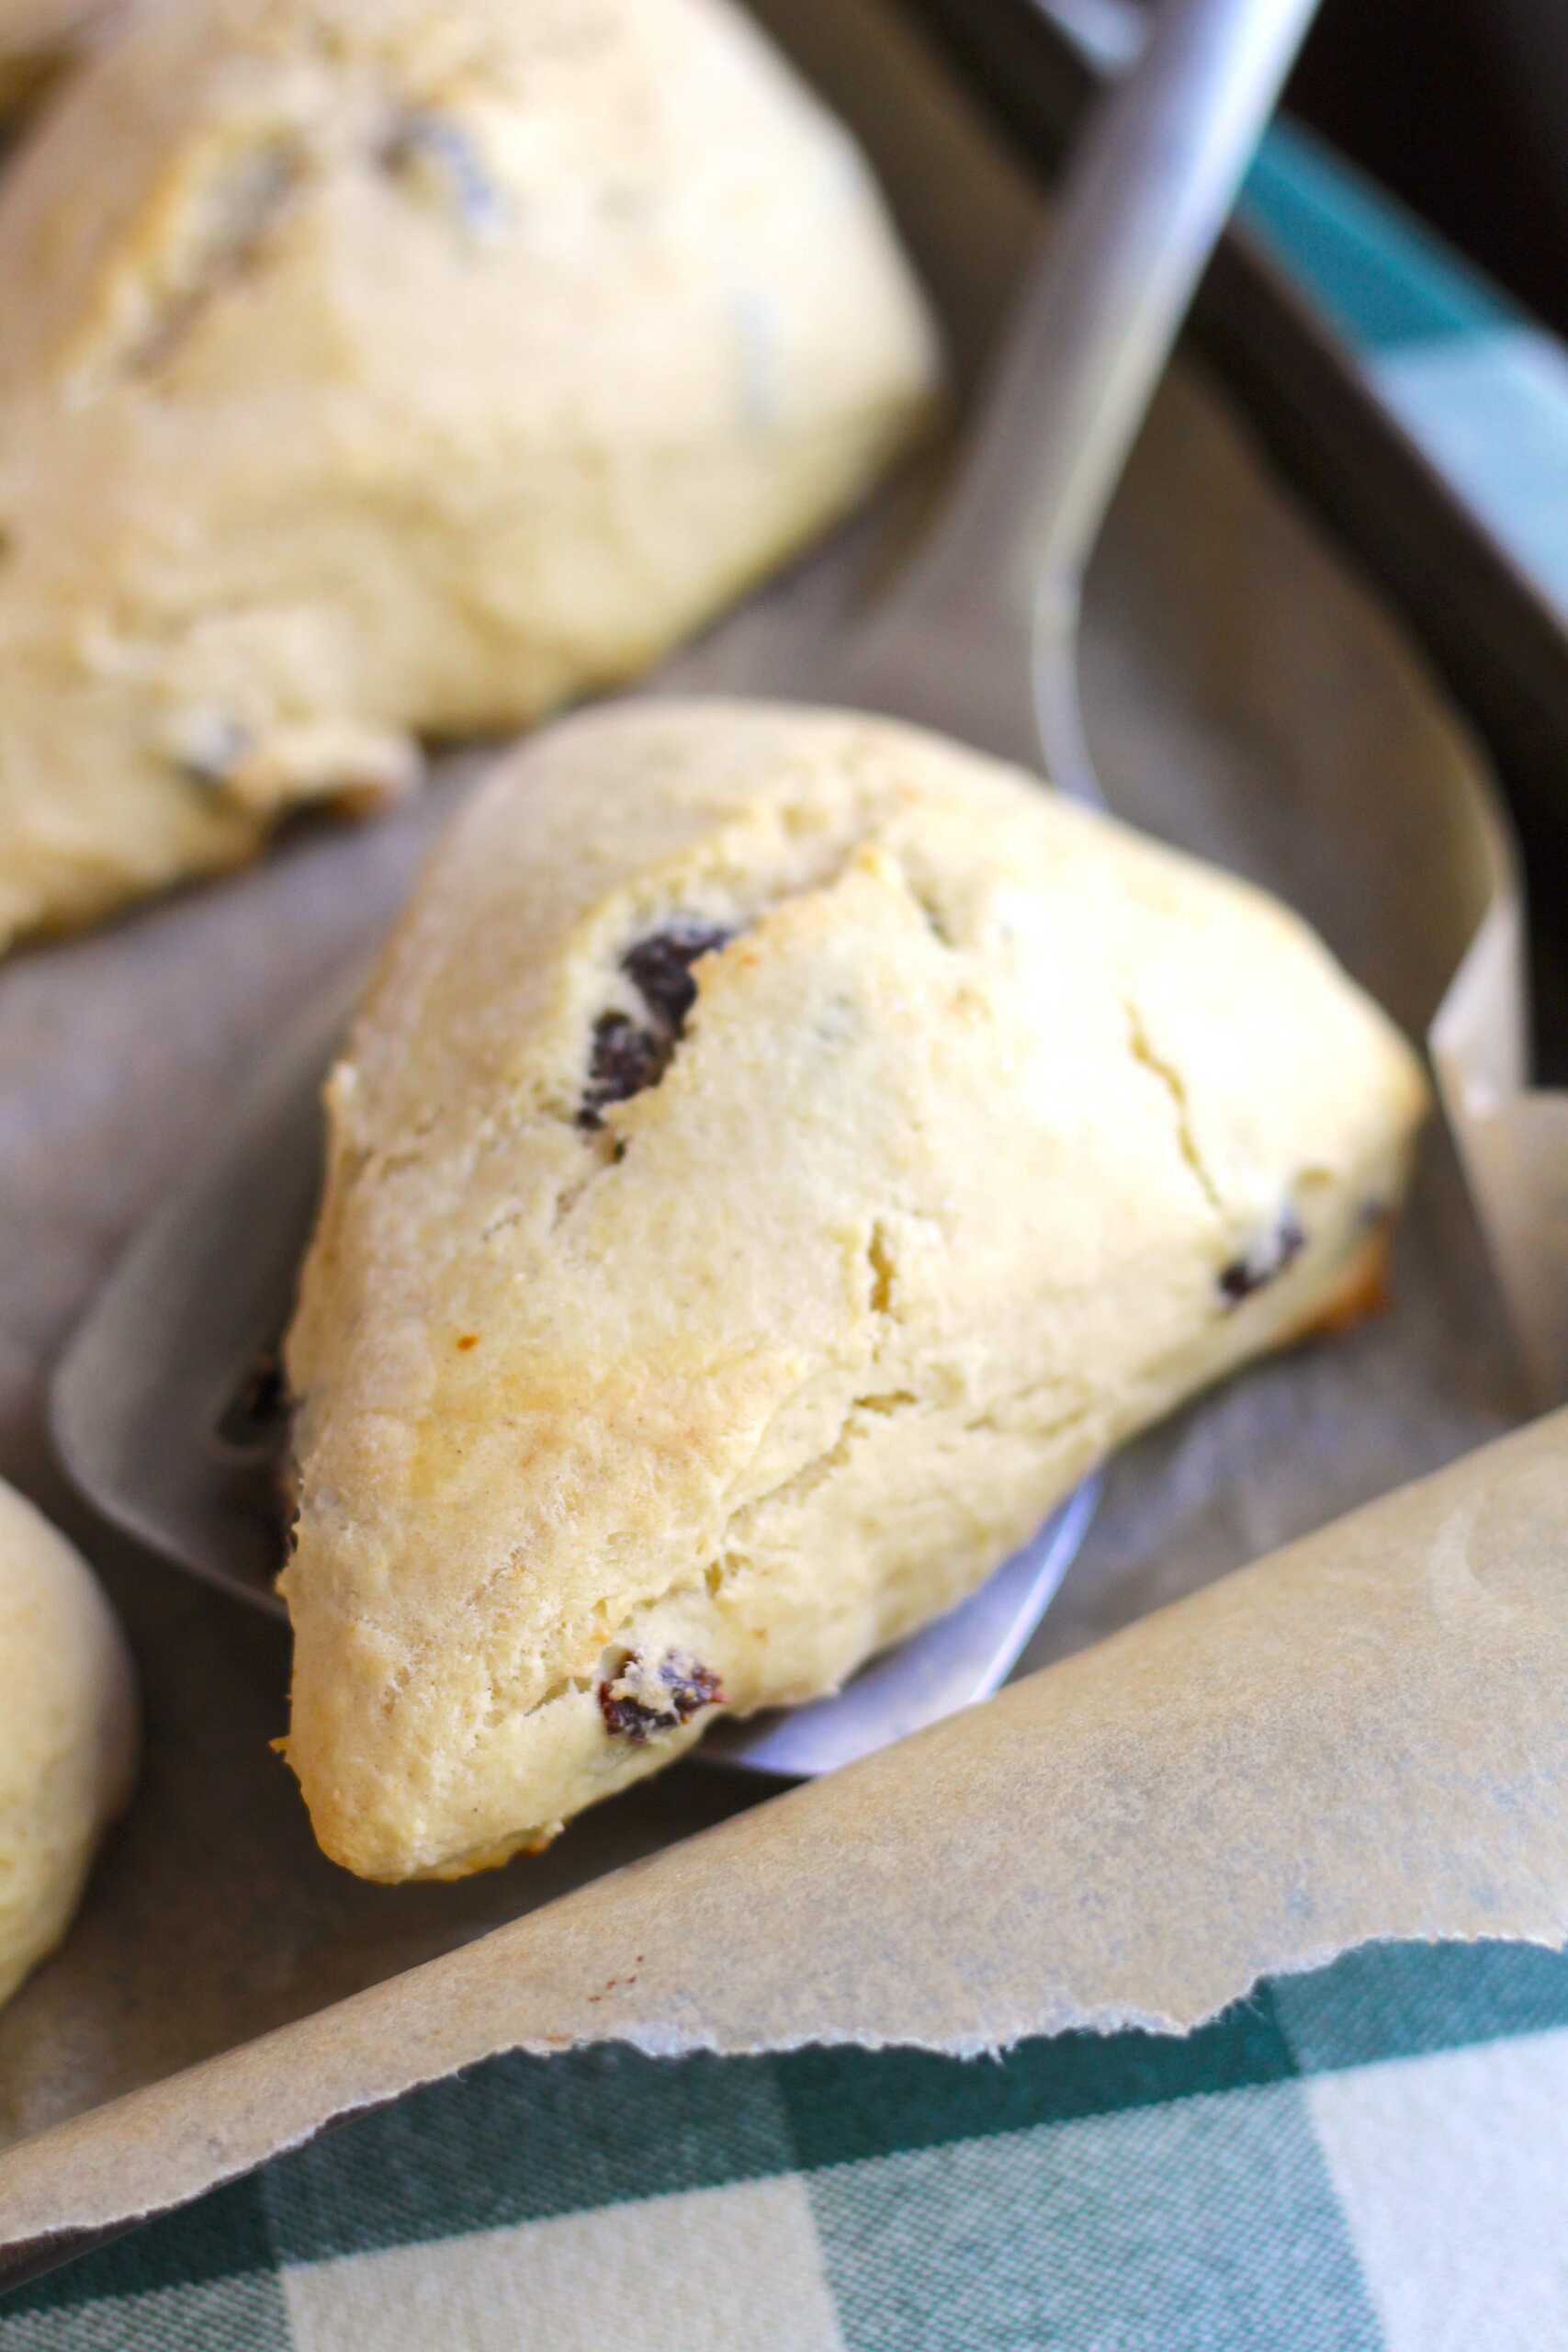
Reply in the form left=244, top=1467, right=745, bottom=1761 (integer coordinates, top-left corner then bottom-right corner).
left=0, top=2178, right=276, bottom=2323
left=0, top=2268, right=288, bottom=2351
left=808, top=2080, right=1382, bottom=2352
left=265, top=2042, right=796, bottom=2261
left=1274, top=1938, right=1568, bottom=2074
left=777, top=1991, right=1298, bottom=2172
left=1244, top=122, right=1513, bottom=351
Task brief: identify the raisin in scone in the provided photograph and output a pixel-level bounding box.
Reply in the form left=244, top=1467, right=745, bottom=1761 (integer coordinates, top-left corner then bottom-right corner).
left=0, top=0, right=940, bottom=952
left=0, top=1479, right=138, bottom=2006
left=280, top=702, right=1428, bottom=1882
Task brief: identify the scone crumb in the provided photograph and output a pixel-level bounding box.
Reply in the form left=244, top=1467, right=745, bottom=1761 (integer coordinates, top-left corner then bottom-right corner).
left=599, top=1649, right=723, bottom=1742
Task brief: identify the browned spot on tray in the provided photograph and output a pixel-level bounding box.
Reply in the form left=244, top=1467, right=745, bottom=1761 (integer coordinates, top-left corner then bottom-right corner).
left=455, top=1333, right=479, bottom=1351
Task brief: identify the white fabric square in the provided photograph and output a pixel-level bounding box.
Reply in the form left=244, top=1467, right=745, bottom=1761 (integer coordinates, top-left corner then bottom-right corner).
left=1307, top=2024, right=1568, bottom=2352
left=282, top=2170, right=845, bottom=2352
left=1374, top=330, right=1568, bottom=621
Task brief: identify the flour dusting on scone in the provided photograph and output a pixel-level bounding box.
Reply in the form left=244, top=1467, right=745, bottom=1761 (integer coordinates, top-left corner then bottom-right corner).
left=280, top=702, right=1428, bottom=1881
left=0, top=0, right=940, bottom=950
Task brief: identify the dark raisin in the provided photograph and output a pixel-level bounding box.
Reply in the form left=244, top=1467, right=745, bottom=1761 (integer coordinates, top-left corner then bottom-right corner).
left=577, top=1012, right=669, bottom=1129
left=621, top=922, right=731, bottom=1033
left=599, top=1650, right=725, bottom=1742
left=1219, top=1209, right=1306, bottom=1307
left=598, top=1686, right=662, bottom=1740
left=660, top=1654, right=725, bottom=1719
left=576, top=922, right=731, bottom=1128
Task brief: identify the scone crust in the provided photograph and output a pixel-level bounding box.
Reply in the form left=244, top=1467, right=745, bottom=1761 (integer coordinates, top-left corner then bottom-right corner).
left=0, top=0, right=940, bottom=948
left=280, top=701, right=1429, bottom=1881
left=0, top=1479, right=138, bottom=2006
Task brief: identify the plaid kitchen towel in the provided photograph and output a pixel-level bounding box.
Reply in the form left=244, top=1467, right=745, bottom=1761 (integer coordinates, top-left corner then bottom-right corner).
left=6, top=1937, right=1568, bottom=2350
left=7, top=123, right=1568, bottom=2352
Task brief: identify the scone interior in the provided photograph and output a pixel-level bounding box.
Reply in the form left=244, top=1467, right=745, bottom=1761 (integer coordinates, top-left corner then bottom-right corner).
left=281, top=702, right=1428, bottom=1882
left=0, top=0, right=941, bottom=949
left=0, top=1479, right=138, bottom=2007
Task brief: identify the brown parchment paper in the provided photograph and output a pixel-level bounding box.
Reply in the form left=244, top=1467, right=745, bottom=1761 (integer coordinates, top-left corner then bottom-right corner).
left=6, top=1409, right=1568, bottom=2252
left=0, top=0, right=1561, bottom=2264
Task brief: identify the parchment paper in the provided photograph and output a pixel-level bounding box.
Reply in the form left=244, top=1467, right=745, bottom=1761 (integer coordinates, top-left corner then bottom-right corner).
left=6, top=1408, right=1567, bottom=2255
left=0, top=0, right=1562, bottom=2266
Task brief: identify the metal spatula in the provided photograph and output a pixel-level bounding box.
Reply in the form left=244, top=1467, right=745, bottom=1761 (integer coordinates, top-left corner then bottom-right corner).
left=51, top=0, right=1317, bottom=1779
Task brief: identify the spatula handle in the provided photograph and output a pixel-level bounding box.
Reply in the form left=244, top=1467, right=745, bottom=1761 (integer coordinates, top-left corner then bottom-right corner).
left=914, top=0, right=1322, bottom=609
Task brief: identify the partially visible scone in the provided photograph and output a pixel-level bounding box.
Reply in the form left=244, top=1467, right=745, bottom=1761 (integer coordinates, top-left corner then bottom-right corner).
left=281, top=702, right=1428, bottom=1882
left=0, top=0, right=940, bottom=950
left=0, top=1479, right=138, bottom=2007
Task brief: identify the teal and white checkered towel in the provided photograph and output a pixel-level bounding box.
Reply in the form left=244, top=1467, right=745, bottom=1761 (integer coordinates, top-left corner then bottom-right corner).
left=8, top=1939, right=1568, bottom=2349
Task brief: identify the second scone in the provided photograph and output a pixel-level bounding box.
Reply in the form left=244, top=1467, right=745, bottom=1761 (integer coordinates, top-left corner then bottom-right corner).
left=0, top=0, right=939, bottom=949
left=282, top=702, right=1428, bottom=1881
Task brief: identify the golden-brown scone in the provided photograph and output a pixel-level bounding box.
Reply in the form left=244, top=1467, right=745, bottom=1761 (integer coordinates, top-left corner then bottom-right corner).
left=0, top=1478, right=138, bottom=2006
left=281, top=702, right=1429, bottom=1882
left=0, top=0, right=940, bottom=950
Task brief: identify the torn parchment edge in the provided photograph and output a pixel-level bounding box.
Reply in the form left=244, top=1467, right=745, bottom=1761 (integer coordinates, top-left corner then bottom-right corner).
left=6, top=1408, right=1568, bottom=2263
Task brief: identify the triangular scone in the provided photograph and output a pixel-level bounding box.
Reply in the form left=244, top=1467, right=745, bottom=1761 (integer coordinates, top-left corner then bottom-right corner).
left=0, top=0, right=939, bottom=950
left=282, top=702, right=1428, bottom=1881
